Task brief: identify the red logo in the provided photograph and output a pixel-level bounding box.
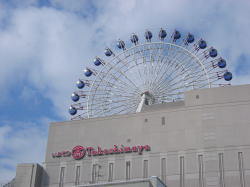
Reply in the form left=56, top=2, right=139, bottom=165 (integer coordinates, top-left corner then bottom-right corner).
left=72, top=145, right=85, bottom=159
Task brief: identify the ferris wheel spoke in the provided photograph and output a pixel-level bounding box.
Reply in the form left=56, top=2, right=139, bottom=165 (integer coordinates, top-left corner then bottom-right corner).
left=148, top=45, right=164, bottom=83
left=151, top=48, right=189, bottom=87
left=89, top=93, right=139, bottom=107
left=139, top=47, right=152, bottom=90
left=132, top=45, right=153, bottom=90
left=92, top=79, right=139, bottom=98
left=149, top=57, right=176, bottom=90
left=132, top=48, right=148, bottom=90
left=109, top=54, right=150, bottom=92
left=91, top=100, right=139, bottom=117
left=113, top=51, right=148, bottom=93
left=156, top=84, right=184, bottom=98
left=148, top=44, right=168, bottom=89
left=93, top=73, right=140, bottom=101
left=148, top=46, right=175, bottom=88
left=98, top=69, right=142, bottom=95
left=93, top=56, right=144, bottom=96
left=111, top=103, right=138, bottom=115
left=147, top=47, right=171, bottom=86
left=167, top=66, right=204, bottom=86
left=135, top=43, right=168, bottom=90
left=156, top=81, right=190, bottom=96
left=90, top=94, right=139, bottom=104
left=89, top=94, right=139, bottom=111
left=155, top=53, right=207, bottom=90
left=153, top=58, right=189, bottom=91
left=90, top=98, right=139, bottom=110
left=174, top=45, right=211, bottom=86
left=159, top=70, right=204, bottom=92
left=154, top=91, right=185, bottom=98
left=89, top=88, right=137, bottom=99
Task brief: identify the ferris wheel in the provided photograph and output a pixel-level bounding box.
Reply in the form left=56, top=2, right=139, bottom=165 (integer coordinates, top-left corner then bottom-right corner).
left=69, top=28, right=233, bottom=120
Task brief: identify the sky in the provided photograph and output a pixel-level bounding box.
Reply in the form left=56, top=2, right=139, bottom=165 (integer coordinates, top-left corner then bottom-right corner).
left=0, top=0, right=250, bottom=184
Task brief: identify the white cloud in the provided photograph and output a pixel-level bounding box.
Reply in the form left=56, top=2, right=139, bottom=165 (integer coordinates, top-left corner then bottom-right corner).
left=0, top=121, right=48, bottom=184
left=0, top=126, right=11, bottom=150
left=49, top=0, right=95, bottom=13
left=0, top=6, right=94, bottom=116
left=0, top=0, right=249, bottom=117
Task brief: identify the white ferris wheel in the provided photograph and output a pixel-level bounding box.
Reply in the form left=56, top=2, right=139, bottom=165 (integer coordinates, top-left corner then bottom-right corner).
left=69, top=28, right=233, bottom=120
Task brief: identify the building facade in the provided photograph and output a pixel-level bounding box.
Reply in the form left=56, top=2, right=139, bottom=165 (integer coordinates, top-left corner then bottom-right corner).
left=12, top=84, right=250, bottom=187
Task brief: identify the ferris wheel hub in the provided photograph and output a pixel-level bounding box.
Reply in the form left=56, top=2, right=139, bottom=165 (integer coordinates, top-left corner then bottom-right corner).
left=136, top=91, right=155, bottom=113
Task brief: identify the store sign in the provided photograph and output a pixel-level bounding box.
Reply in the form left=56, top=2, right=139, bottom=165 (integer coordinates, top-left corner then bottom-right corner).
left=52, top=144, right=151, bottom=160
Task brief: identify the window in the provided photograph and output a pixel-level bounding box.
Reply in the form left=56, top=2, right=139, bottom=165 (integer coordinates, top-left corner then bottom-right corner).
left=143, top=160, right=148, bottom=178
left=126, top=161, right=131, bottom=180
left=75, top=166, right=80, bottom=185
left=108, top=163, right=114, bottom=182
left=238, top=152, right=246, bottom=187
left=59, top=167, right=65, bottom=187
left=161, top=158, right=166, bottom=184
left=92, top=164, right=97, bottom=183
left=218, top=153, right=225, bottom=187
left=161, top=117, right=165, bottom=125
left=198, top=155, right=204, bottom=187
left=180, top=156, right=184, bottom=187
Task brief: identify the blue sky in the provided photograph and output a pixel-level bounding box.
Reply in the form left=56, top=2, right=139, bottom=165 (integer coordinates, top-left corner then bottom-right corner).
left=0, top=0, right=250, bottom=184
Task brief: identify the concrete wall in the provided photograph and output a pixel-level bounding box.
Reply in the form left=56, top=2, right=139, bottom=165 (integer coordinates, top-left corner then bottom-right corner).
left=78, top=176, right=165, bottom=187
left=14, top=163, right=43, bottom=187
left=81, top=181, right=152, bottom=187
left=42, top=84, right=250, bottom=187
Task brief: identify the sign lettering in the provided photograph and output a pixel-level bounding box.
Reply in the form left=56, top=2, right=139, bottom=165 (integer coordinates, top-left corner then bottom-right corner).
left=52, top=144, right=151, bottom=160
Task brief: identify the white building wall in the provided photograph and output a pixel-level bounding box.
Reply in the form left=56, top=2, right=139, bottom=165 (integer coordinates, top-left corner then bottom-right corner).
left=38, top=84, right=250, bottom=187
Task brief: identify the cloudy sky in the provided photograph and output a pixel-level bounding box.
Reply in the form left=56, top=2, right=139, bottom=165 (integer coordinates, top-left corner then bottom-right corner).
left=0, top=0, right=250, bottom=183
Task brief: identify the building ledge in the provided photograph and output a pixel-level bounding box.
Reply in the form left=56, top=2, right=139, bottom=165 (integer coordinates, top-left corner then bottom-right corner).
left=77, top=176, right=166, bottom=187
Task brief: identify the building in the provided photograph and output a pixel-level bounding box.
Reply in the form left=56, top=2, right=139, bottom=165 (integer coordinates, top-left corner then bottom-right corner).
left=11, top=84, right=250, bottom=187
